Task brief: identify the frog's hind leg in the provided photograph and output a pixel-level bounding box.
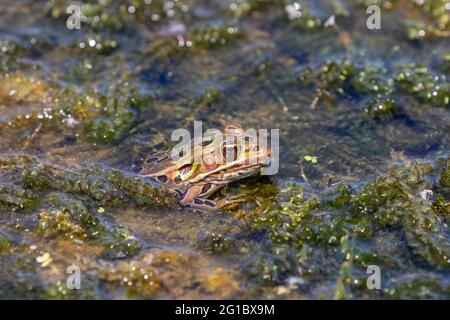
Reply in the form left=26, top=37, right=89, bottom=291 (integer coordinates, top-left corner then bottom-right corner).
left=182, top=197, right=219, bottom=211
left=181, top=195, right=248, bottom=212
left=178, top=185, right=216, bottom=211
left=179, top=184, right=247, bottom=211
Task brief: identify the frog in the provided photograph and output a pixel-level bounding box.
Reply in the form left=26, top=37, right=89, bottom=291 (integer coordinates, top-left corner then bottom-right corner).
left=139, top=124, right=272, bottom=210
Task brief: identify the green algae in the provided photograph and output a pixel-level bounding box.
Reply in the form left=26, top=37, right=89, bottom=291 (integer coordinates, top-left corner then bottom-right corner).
left=0, top=155, right=174, bottom=208
left=101, top=225, right=141, bottom=259
left=247, top=158, right=450, bottom=297
left=98, top=260, right=160, bottom=297
left=395, top=63, right=450, bottom=107
left=148, top=24, right=243, bottom=60
left=198, top=231, right=233, bottom=254
left=46, top=0, right=191, bottom=31
left=0, top=154, right=178, bottom=265
left=225, top=0, right=279, bottom=17
left=0, top=232, right=12, bottom=255
left=84, top=85, right=142, bottom=145
left=36, top=192, right=104, bottom=240
left=296, top=60, right=449, bottom=116
left=244, top=248, right=297, bottom=284
left=365, top=95, right=399, bottom=119
left=0, top=182, right=38, bottom=211
left=0, top=74, right=152, bottom=145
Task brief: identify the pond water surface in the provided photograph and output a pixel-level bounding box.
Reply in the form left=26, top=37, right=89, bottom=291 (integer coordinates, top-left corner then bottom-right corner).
left=0, top=0, right=449, bottom=299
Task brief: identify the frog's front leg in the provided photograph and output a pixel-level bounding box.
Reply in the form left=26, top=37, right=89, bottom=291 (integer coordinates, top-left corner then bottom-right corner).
left=179, top=185, right=217, bottom=210
left=179, top=185, right=246, bottom=211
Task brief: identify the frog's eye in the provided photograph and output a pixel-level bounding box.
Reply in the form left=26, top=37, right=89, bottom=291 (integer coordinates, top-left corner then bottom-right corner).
left=222, top=145, right=239, bottom=162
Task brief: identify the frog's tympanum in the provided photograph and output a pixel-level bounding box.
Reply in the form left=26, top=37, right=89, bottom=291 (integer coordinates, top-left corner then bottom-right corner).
left=139, top=124, right=271, bottom=210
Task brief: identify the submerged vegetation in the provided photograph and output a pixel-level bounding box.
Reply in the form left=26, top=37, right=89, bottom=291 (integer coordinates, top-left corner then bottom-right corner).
left=248, top=158, right=450, bottom=298
left=0, top=0, right=449, bottom=299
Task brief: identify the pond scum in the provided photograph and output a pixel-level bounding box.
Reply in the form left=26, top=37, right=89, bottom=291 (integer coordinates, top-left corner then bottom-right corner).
left=0, top=0, right=449, bottom=299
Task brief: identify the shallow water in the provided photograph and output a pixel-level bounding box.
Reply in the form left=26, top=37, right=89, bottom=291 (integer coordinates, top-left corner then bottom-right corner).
left=0, top=0, right=449, bottom=299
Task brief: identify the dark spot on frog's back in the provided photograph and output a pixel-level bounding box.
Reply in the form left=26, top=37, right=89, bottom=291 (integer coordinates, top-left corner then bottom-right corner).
left=203, top=200, right=215, bottom=207
left=157, top=175, right=168, bottom=183
left=194, top=198, right=204, bottom=205
left=202, top=139, right=213, bottom=147
left=201, top=184, right=211, bottom=195
left=145, top=157, right=159, bottom=164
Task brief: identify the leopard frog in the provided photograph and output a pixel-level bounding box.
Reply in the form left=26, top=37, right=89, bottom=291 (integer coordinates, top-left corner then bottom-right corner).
left=139, top=124, right=271, bottom=210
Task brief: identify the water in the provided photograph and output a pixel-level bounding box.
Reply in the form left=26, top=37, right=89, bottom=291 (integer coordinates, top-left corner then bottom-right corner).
left=0, top=0, right=449, bottom=299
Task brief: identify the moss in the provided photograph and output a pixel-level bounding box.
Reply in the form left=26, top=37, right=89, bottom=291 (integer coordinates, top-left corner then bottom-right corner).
left=296, top=60, right=449, bottom=109
left=188, top=25, right=243, bottom=50
left=0, top=75, right=54, bottom=105
left=406, top=0, right=450, bottom=40
left=327, top=183, right=352, bottom=208
left=438, top=54, right=450, bottom=75
left=0, top=182, right=38, bottom=211
left=334, top=261, right=352, bottom=300
left=201, top=267, right=240, bottom=298
left=357, top=0, right=397, bottom=9
left=46, top=0, right=190, bottom=31
left=0, top=232, right=13, bottom=255
left=98, top=260, right=159, bottom=297
left=97, top=166, right=175, bottom=207
left=101, top=225, right=141, bottom=259
left=72, top=34, right=118, bottom=55
left=36, top=192, right=104, bottom=240
left=148, top=25, right=243, bottom=58
left=439, top=163, right=450, bottom=188
left=248, top=158, right=450, bottom=295
left=395, top=63, right=450, bottom=107
left=284, top=2, right=324, bottom=30
left=244, top=251, right=296, bottom=284
left=432, top=196, right=449, bottom=221
left=296, top=61, right=390, bottom=104
left=403, top=206, right=450, bottom=268
left=226, top=0, right=279, bottom=17
left=350, top=176, right=407, bottom=225
left=83, top=82, right=149, bottom=145
left=0, top=76, right=151, bottom=146
left=198, top=231, right=233, bottom=254
left=385, top=275, right=450, bottom=299
left=3, top=156, right=174, bottom=207
left=365, top=95, right=399, bottom=119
